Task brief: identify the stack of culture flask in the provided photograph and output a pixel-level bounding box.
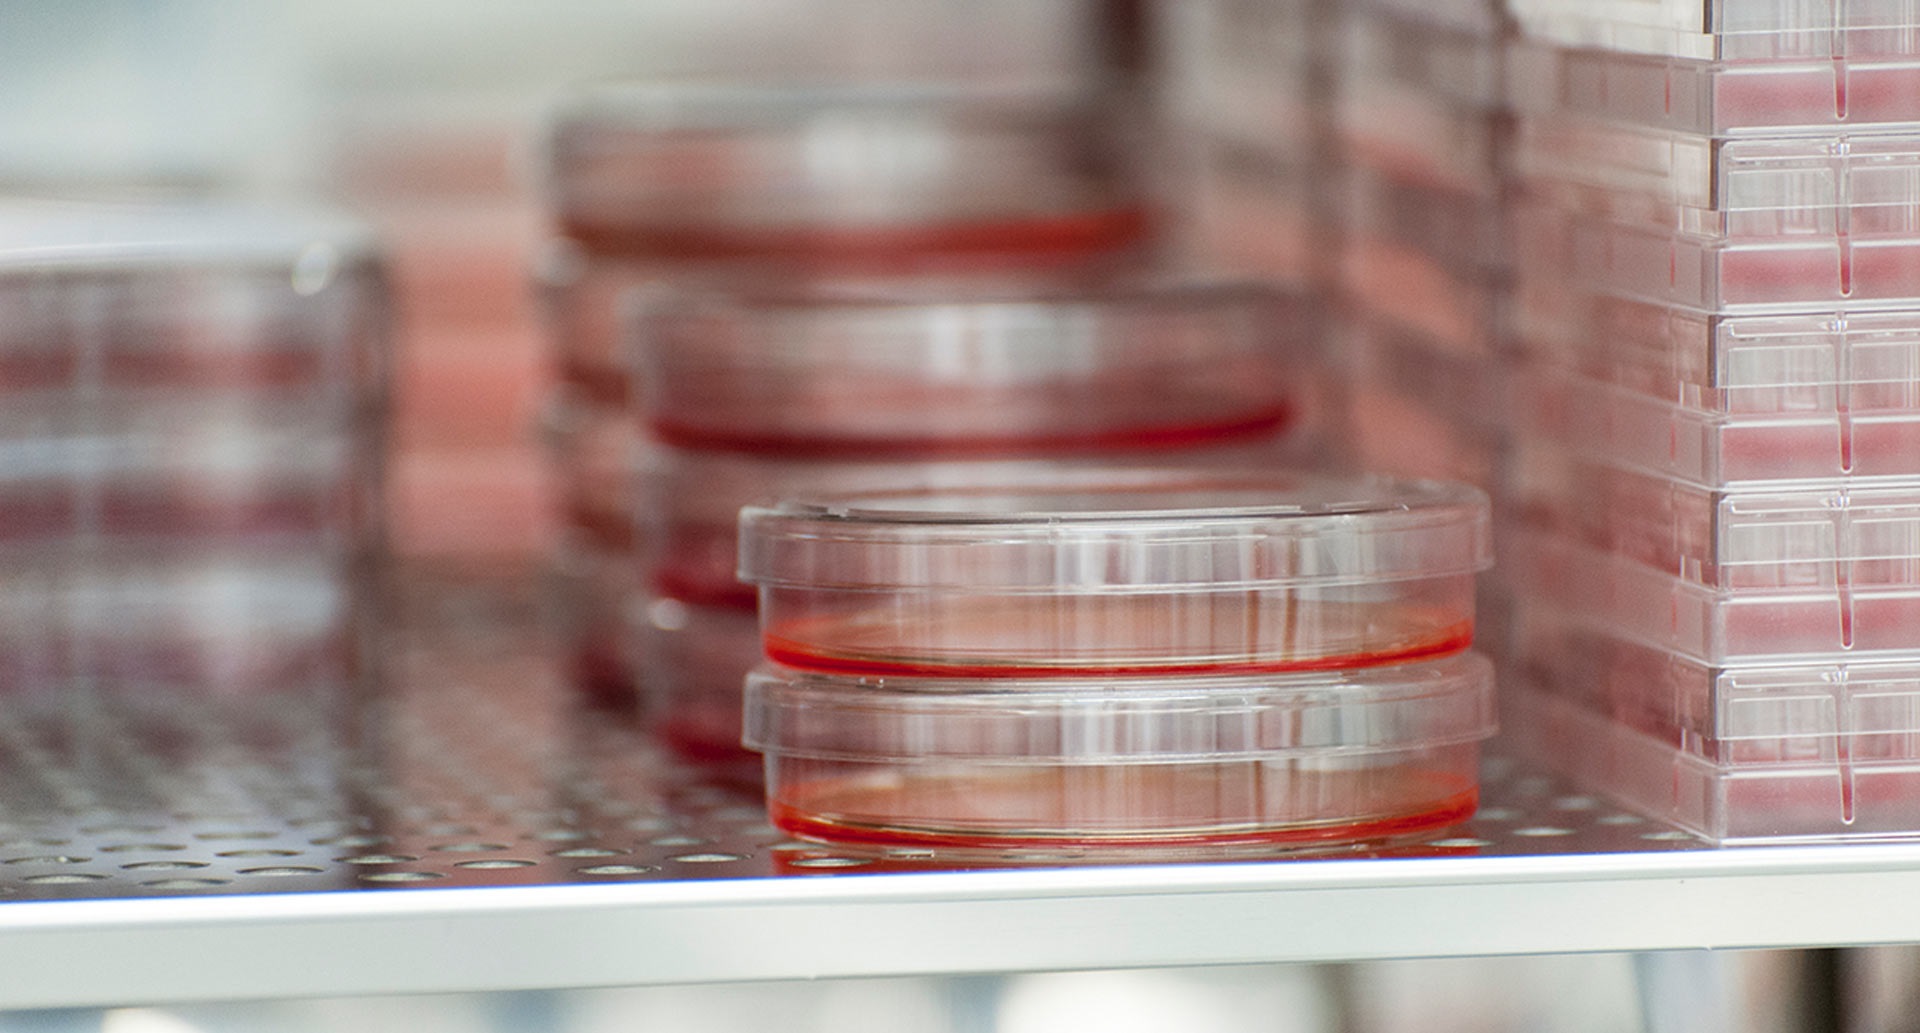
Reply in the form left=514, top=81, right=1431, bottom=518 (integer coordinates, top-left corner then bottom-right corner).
left=1499, top=0, right=1920, bottom=840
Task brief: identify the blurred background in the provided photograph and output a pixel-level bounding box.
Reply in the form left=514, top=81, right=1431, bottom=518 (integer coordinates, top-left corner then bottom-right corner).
left=0, top=0, right=1133, bottom=561
left=2, top=2, right=1915, bottom=1031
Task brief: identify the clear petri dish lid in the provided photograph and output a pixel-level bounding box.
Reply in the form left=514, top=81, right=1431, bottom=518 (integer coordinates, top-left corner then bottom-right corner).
left=0, top=197, right=386, bottom=381
left=542, top=81, right=1152, bottom=253
left=631, top=276, right=1321, bottom=455
left=743, top=652, right=1497, bottom=763
left=739, top=468, right=1492, bottom=592
left=0, top=197, right=377, bottom=275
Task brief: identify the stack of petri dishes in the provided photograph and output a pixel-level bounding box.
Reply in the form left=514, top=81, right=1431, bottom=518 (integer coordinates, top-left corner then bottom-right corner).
left=0, top=198, right=388, bottom=697
left=735, top=470, right=1497, bottom=857
left=537, top=84, right=1161, bottom=704
left=1500, top=0, right=1920, bottom=840
left=628, top=279, right=1337, bottom=775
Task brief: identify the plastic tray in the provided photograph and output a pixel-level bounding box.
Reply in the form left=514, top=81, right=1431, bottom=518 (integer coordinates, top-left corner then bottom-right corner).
left=1505, top=522, right=1920, bottom=664
left=1516, top=120, right=1920, bottom=231
left=631, top=279, right=1325, bottom=457
left=1518, top=361, right=1920, bottom=482
left=744, top=652, right=1497, bottom=854
left=1514, top=194, right=1920, bottom=313
left=1511, top=597, right=1920, bottom=761
left=1509, top=685, right=1920, bottom=843
left=1507, top=439, right=1920, bottom=592
left=1508, top=0, right=1920, bottom=59
left=1511, top=39, right=1920, bottom=130
left=1513, top=282, right=1920, bottom=412
left=739, top=468, right=1491, bottom=678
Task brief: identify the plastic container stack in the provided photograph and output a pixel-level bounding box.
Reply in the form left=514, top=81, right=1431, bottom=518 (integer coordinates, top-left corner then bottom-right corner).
left=1333, top=0, right=1514, bottom=495
left=324, top=91, right=553, bottom=562
left=537, top=84, right=1159, bottom=705
left=628, top=280, right=1335, bottom=774
left=1501, top=0, right=1920, bottom=840
left=0, top=199, right=388, bottom=697
left=736, top=470, right=1497, bottom=857
left=1165, top=0, right=1336, bottom=292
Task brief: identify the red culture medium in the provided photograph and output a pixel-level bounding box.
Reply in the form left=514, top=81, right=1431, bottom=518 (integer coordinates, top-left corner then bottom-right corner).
left=744, top=653, right=1497, bottom=853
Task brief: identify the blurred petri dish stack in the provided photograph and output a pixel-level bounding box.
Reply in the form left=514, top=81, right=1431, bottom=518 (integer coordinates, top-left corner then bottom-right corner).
left=1500, top=0, right=1920, bottom=840
left=536, top=83, right=1162, bottom=705
left=0, top=198, right=388, bottom=698
left=736, top=470, right=1497, bottom=857
left=628, top=279, right=1336, bottom=774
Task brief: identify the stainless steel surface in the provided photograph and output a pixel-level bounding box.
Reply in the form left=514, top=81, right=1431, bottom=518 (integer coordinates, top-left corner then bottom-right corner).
left=1, top=568, right=1919, bottom=1009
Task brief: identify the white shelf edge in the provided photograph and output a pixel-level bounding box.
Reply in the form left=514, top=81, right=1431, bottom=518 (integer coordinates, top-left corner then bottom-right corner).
left=4, top=842, right=1920, bottom=1008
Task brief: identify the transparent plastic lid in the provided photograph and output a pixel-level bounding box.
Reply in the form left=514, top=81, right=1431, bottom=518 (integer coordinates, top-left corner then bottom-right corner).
left=0, top=198, right=377, bottom=274
left=1508, top=0, right=1920, bottom=58
left=743, top=652, right=1497, bottom=763
left=1512, top=194, right=1920, bottom=313
left=1506, top=523, right=1920, bottom=664
left=1516, top=121, right=1920, bottom=224
left=543, top=82, right=1151, bottom=253
left=631, top=278, right=1322, bottom=456
left=739, top=468, right=1491, bottom=592
left=1515, top=282, right=1920, bottom=403
left=1510, top=38, right=1920, bottom=129
left=1517, top=361, right=1920, bottom=483
left=0, top=199, right=386, bottom=384
left=1514, top=597, right=1920, bottom=750
left=1509, top=438, right=1920, bottom=591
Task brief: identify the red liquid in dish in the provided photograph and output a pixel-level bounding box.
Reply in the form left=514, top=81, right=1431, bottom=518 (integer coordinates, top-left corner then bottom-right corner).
left=767, top=763, right=1480, bottom=851
left=561, top=206, right=1154, bottom=270
left=647, top=405, right=1296, bottom=460
left=761, top=596, right=1476, bottom=678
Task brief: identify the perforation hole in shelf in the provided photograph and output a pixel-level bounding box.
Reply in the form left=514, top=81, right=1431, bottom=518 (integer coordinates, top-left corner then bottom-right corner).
left=0, top=571, right=1712, bottom=902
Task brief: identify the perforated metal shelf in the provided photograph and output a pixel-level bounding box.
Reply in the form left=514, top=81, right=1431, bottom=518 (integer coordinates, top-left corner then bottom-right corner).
left=6, top=566, right=1920, bottom=1010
